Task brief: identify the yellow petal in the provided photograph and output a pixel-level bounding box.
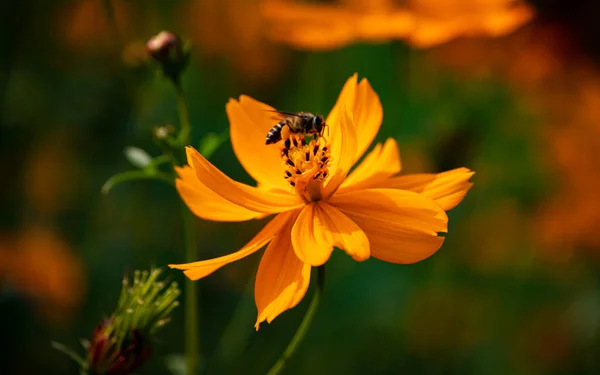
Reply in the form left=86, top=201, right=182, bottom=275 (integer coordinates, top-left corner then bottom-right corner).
left=352, top=78, right=383, bottom=160
left=322, top=104, right=357, bottom=198
left=326, top=75, right=382, bottom=163
left=338, top=138, right=401, bottom=193
left=373, top=168, right=475, bottom=211
left=291, top=202, right=369, bottom=266
left=186, top=147, right=303, bottom=214
left=254, top=218, right=310, bottom=330
left=175, top=166, right=265, bottom=222
left=329, top=188, right=447, bottom=264
left=169, top=210, right=295, bottom=280
left=324, top=74, right=357, bottom=191
left=363, top=229, right=445, bottom=264
left=226, top=95, right=290, bottom=190
left=326, top=73, right=358, bottom=140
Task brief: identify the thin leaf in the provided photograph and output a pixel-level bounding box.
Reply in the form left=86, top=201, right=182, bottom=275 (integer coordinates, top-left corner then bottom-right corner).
left=198, top=131, right=229, bottom=159
left=51, top=341, right=87, bottom=368
left=102, top=170, right=174, bottom=195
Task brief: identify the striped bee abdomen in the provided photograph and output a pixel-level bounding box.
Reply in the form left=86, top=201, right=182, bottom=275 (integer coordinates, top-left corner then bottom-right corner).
left=265, top=122, right=285, bottom=145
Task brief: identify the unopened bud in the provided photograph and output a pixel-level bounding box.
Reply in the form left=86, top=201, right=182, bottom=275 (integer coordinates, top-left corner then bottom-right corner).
left=147, top=31, right=180, bottom=61
left=146, top=31, right=190, bottom=82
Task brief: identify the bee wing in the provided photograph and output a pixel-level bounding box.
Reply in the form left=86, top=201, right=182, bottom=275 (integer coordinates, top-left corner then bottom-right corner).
left=265, top=109, right=302, bottom=120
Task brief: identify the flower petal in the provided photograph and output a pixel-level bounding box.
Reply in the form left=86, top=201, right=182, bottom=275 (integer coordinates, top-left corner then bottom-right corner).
left=186, top=147, right=303, bottom=214
left=226, top=95, right=290, bottom=190
left=291, top=202, right=369, bottom=266
left=322, top=104, right=357, bottom=198
left=175, top=166, right=265, bottom=222
left=169, top=210, right=295, bottom=280
left=329, top=188, right=447, bottom=264
left=338, top=138, right=401, bottom=193
left=352, top=78, right=383, bottom=160
left=373, top=168, right=475, bottom=211
left=327, top=75, right=383, bottom=163
left=326, top=74, right=358, bottom=141
left=254, top=218, right=310, bottom=330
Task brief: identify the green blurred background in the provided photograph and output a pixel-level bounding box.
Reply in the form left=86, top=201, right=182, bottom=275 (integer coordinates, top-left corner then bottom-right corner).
left=2, top=0, right=600, bottom=374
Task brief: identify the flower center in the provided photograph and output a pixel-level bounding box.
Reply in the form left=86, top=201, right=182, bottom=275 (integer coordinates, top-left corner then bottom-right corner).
left=280, top=134, right=331, bottom=202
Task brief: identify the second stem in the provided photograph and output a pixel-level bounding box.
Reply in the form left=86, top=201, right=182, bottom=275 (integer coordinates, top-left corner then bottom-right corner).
left=266, top=265, right=325, bottom=375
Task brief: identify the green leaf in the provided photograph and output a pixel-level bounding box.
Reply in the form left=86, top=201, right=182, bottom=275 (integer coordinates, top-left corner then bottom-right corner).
left=198, top=131, right=229, bottom=159
left=124, top=146, right=153, bottom=169
left=51, top=341, right=87, bottom=368
left=101, top=170, right=174, bottom=195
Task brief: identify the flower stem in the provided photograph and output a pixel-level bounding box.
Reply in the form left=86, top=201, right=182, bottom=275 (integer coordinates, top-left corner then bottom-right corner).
left=181, top=203, right=199, bottom=375
left=266, top=265, right=325, bottom=375
left=174, top=80, right=191, bottom=147
left=172, top=79, right=199, bottom=375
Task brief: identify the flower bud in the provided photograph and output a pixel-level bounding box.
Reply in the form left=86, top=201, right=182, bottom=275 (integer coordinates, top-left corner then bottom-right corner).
left=147, top=31, right=181, bottom=63
left=153, top=124, right=176, bottom=141
left=54, top=269, right=180, bottom=375
left=146, top=31, right=190, bottom=82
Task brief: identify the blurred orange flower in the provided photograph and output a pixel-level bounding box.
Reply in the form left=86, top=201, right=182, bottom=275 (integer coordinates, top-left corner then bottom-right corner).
left=423, top=25, right=567, bottom=91
left=23, top=131, right=82, bottom=215
left=182, top=0, right=286, bottom=84
left=170, top=74, right=473, bottom=329
left=0, top=227, right=86, bottom=322
left=536, top=72, right=600, bottom=256
left=424, top=22, right=600, bottom=258
left=56, top=0, right=133, bottom=51
left=261, top=0, right=534, bottom=50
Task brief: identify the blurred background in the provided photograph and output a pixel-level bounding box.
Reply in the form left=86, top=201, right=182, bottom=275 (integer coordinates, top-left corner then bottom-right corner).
left=2, top=0, right=600, bottom=374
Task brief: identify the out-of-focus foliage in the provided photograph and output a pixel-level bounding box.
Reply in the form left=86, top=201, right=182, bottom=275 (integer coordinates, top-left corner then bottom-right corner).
left=2, top=1, right=600, bottom=375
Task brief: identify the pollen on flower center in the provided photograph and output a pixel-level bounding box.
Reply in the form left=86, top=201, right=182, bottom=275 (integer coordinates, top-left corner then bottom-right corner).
left=280, top=134, right=331, bottom=201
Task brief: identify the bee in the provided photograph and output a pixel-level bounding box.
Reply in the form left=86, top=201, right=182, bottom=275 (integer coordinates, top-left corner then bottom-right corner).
left=265, top=111, right=326, bottom=145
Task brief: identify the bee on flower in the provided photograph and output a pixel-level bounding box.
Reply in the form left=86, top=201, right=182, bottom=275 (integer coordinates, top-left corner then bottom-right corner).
left=169, top=74, right=474, bottom=329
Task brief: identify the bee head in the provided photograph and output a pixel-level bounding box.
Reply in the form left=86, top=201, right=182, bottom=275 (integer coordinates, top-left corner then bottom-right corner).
left=312, top=115, right=325, bottom=133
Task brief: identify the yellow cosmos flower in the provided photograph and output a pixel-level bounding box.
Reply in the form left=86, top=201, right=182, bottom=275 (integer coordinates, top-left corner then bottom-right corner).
left=169, top=74, right=474, bottom=329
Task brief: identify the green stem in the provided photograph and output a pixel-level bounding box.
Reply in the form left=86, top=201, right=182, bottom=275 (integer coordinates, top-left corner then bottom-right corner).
left=181, top=203, right=199, bottom=375
left=171, top=78, right=199, bottom=375
left=266, top=265, right=325, bottom=375
left=212, top=259, right=260, bottom=369
left=101, top=170, right=174, bottom=195
left=174, top=81, right=191, bottom=147
left=166, top=77, right=227, bottom=371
